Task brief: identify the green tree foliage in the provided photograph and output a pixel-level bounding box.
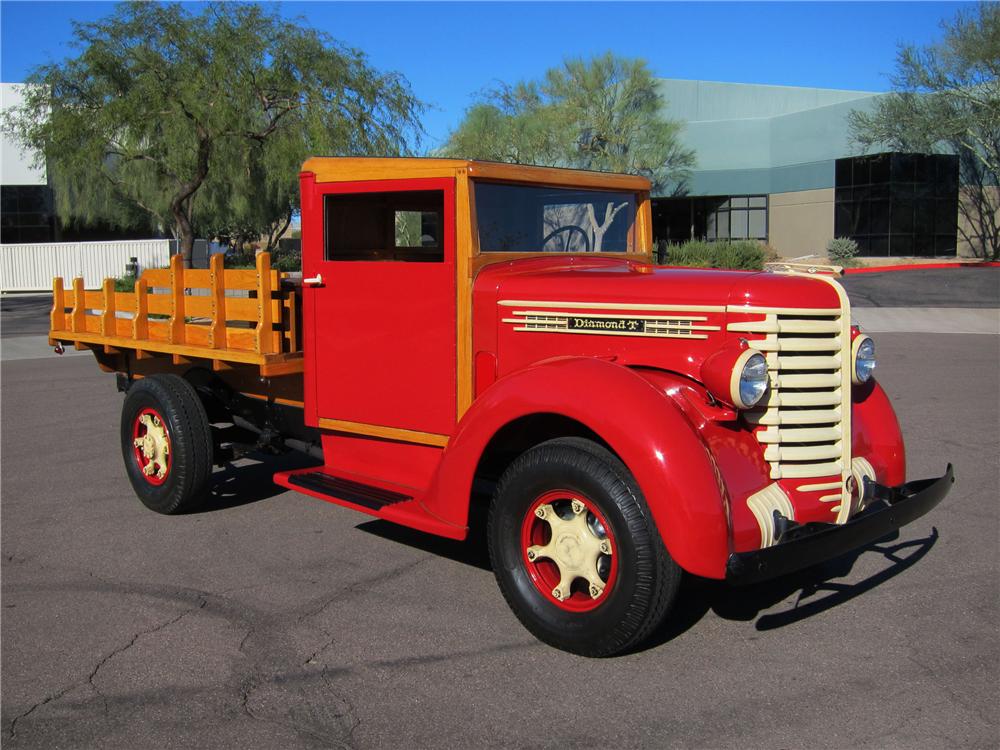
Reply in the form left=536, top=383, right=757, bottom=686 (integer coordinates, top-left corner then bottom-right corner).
left=441, top=53, right=694, bottom=195
left=848, top=3, right=1000, bottom=259
left=5, top=2, right=423, bottom=262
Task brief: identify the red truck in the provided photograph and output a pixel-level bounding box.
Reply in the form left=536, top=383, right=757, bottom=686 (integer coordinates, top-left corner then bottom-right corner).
left=49, top=158, right=952, bottom=656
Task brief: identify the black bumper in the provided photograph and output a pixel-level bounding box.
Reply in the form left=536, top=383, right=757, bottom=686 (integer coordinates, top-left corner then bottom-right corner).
left=726, top=464, right=954, bottom=586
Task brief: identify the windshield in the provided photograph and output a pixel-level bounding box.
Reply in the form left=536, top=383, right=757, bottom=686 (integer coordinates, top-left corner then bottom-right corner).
left=474, top=182, right=636, bottom=254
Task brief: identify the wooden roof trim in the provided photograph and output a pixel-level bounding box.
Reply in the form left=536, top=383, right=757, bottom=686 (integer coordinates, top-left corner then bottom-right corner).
left=300, top=157, right=651, bottom=191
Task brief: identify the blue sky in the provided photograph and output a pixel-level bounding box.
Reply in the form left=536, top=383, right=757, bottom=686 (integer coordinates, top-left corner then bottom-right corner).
left=0, top=1, right=974, bottom=151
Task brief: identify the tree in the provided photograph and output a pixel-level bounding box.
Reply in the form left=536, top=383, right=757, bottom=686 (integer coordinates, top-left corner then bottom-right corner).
left=441, top=53, right=695, bottom=195
left=848, top=2, right=1000, bottom=259
left=5, top=2, right=423, bottom=264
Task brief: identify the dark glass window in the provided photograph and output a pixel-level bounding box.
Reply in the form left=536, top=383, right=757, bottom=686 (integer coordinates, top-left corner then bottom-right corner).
left=834, top=152, right=959, bottom=257
left=324, top=191, right=443, bottom=262
left=475, top=183, right=635, bottom=253
left=650, top=195, right=768, bottom=245
left=0, top=185, right=56, bottom=244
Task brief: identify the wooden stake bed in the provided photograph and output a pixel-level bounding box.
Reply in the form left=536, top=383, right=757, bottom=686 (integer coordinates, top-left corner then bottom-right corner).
left=48, top=251, right=303, bottom=377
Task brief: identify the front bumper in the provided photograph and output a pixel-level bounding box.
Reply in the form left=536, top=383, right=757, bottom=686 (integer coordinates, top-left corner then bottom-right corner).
left=726, top=465, right=954, bottom=585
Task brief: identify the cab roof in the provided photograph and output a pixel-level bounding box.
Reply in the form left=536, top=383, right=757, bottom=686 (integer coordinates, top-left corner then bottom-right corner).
left=300, top=156, right=651, bottom=192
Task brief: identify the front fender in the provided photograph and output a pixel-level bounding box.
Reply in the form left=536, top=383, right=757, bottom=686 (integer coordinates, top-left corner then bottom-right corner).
left=421, top=357, right=732, bottom=579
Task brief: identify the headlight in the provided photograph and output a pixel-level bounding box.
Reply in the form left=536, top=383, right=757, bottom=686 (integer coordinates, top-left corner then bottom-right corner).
left=852, top=335, right=876, bottom=384
left=733, top=351, right=769, bottom=409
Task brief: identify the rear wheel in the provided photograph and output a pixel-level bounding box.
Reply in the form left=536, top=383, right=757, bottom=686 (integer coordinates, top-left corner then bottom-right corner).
left=120, top=374, right=213, bottom=514
left=488, top=437, right=681, bottom=656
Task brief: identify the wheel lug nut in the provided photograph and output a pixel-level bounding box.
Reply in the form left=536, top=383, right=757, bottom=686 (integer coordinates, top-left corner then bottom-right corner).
left=526, top=550, right=536, bottom=561
left=600, top=540, right=611, bottom=555
left=551, top=587, right=563, bottom=601
left=571, top=499, right=585, bottom=515
left=535, top=506, right=547, bottom=518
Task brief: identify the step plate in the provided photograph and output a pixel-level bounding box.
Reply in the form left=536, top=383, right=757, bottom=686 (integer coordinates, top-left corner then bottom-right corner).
left=287, top=472, right=412, bottom=511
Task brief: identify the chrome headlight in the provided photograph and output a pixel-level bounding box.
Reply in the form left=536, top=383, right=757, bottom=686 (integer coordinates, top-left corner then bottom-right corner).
left=733, top=351, right=769, bottom=409
left=852, top=335, right=876, bottom=384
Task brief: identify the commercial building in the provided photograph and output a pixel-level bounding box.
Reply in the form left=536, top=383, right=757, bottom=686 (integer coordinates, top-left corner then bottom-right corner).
left=652, top=79, right=964, bottom=258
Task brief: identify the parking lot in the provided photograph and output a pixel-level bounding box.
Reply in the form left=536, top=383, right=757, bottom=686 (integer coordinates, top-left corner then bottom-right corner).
left=2, top=271, right=998, bottom=748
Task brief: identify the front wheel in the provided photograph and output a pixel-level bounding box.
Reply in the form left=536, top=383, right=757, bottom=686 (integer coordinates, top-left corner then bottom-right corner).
left=120, top=374, right=213, bottom=514
left=488, top=438, right=681, bottom=656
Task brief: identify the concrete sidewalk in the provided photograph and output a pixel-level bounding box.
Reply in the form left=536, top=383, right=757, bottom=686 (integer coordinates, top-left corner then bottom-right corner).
left=854, top=307, right=999, bottom=335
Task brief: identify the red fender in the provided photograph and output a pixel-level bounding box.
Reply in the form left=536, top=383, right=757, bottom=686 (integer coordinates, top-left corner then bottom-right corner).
left=852, top=379, right=906, bottom=486
left=420, top=357, right=732, bottom=579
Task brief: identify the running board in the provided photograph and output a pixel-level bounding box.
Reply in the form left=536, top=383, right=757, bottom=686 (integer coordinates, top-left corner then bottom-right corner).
left=286, top=471, right=411, bottom=511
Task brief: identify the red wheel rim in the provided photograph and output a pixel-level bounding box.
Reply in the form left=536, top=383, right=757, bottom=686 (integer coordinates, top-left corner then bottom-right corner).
left=131, top=407, right=171, bottom=486
left=519, top=489, right=618, bottom=613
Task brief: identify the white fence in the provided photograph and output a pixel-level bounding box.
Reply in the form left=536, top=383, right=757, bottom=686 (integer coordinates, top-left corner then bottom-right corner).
left=0, top=239, right=174, bottom=292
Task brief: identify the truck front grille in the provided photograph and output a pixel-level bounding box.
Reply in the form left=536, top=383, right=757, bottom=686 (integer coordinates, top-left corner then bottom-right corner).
left=728, top=293, right=854, bottom=523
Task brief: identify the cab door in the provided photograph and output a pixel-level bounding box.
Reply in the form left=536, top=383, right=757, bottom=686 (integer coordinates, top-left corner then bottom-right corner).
left=301, top=177, right=456, bottom=437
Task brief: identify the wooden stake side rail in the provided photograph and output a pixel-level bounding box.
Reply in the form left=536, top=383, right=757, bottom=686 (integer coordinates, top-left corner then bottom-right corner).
left=49, top=252, right=303, bottom=377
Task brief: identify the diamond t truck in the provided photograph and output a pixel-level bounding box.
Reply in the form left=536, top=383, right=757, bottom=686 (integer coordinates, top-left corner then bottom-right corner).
left=48, top=158, right=953, bottom=656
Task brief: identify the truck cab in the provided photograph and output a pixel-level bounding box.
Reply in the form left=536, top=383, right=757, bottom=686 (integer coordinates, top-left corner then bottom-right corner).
left=50, top=157, right=952, bottom=656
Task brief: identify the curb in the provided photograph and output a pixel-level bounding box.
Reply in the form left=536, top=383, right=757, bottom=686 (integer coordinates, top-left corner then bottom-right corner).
left=843, top=261, right=1000, bottom=274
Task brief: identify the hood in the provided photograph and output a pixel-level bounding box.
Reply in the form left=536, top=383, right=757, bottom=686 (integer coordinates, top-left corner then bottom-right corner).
left=473, top=256, right=845, bottom=383
left=477, top=256, right=842, bottom=311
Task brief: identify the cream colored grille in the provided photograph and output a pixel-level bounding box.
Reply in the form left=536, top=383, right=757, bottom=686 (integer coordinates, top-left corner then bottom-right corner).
left=728, top=299, right=853, bottom=522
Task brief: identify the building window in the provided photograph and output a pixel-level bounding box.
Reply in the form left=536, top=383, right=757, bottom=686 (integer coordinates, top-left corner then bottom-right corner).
left=0, top=185, right=55, bottom=244
left=835, top=152, right=958, bottom=257
left=706, top=196, right=768, bottom=241
left=651, top=195, right=768, bottom=245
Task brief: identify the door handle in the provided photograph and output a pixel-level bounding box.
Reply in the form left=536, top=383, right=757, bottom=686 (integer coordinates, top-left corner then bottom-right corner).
left=303, top=274, right=324, bottom=286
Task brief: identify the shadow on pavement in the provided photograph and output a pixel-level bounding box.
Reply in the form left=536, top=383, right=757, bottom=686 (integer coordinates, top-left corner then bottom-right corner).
left=194, top=450, right=323, bottom=513
left=643, top=527, right=939, bottom=651
left=355, top=518, right=492, bottom=572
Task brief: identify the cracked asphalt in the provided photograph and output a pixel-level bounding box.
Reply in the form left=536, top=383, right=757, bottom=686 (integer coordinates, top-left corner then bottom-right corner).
left=1, top=335, right=998, bottom=745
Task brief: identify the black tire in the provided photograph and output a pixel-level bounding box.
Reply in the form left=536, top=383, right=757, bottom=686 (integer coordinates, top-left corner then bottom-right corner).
left=488, top=437, right=681, bottom=657
left=120, top=374, right=213, bottom=514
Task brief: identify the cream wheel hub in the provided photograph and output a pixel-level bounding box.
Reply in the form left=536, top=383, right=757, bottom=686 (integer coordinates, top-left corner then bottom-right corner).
left=527, top=500, right=613, bottom=601
left=134, top=414, right=169, bottom=478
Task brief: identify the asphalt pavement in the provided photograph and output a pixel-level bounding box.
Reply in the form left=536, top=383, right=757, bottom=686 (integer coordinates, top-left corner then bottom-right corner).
left=2, top=268, right=998, bottom=748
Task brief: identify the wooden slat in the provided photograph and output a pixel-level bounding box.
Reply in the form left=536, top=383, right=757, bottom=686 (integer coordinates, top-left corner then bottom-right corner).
left=71, top=278, right=85, bottom=332
left=133, top=278, right=149, bottom=340
left=209, top=253, right=225, bottom=348
left=85, top=316, right=100, bottom=333
left=51, top=329, right=303, bottom=368
left=285, top=291, right=298, bottom=353
left=270, top=297, right=282, bottom=352
left=101, top=278, right=115, bottom=336
left=181, top=297, right=212, bottom=317
left=181, top=269, right=212, bottom=289
left=224, top=296, right=260, bottom=321
left=51, top=278, right=65, bottom=332
left=221, top=269, right=260, bottom=290
left=141, top=269, right=171, bottom=287
left=169, top=253, right=185, bottom=344
left=84, top=290, right=105, bottom=309
left=146, top=295, right=172, bottom=316
left=255, top=253, right=273, bottom=354
left=114, top=291, right=137, bottom=314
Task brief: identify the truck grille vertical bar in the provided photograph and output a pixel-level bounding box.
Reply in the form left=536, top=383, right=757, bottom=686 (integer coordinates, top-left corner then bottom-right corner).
left=728, top=283, right=854, bottom=523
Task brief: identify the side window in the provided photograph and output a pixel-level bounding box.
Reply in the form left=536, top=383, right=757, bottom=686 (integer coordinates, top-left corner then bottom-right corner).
left=324, top=190, right=444, bottom=262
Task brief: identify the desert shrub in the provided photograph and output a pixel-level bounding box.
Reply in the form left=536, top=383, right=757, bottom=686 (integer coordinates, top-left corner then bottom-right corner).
left=271, top=247, right=301, bottom=272
left=224, top=248, right=256, bottom=269
left=827, top=237, right=860, bottom=266
left=662, top=240, right=766, bottom=270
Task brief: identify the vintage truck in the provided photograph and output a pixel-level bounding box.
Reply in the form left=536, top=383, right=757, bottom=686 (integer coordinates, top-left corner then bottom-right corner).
left=49, top=157, right=952, bottom=656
